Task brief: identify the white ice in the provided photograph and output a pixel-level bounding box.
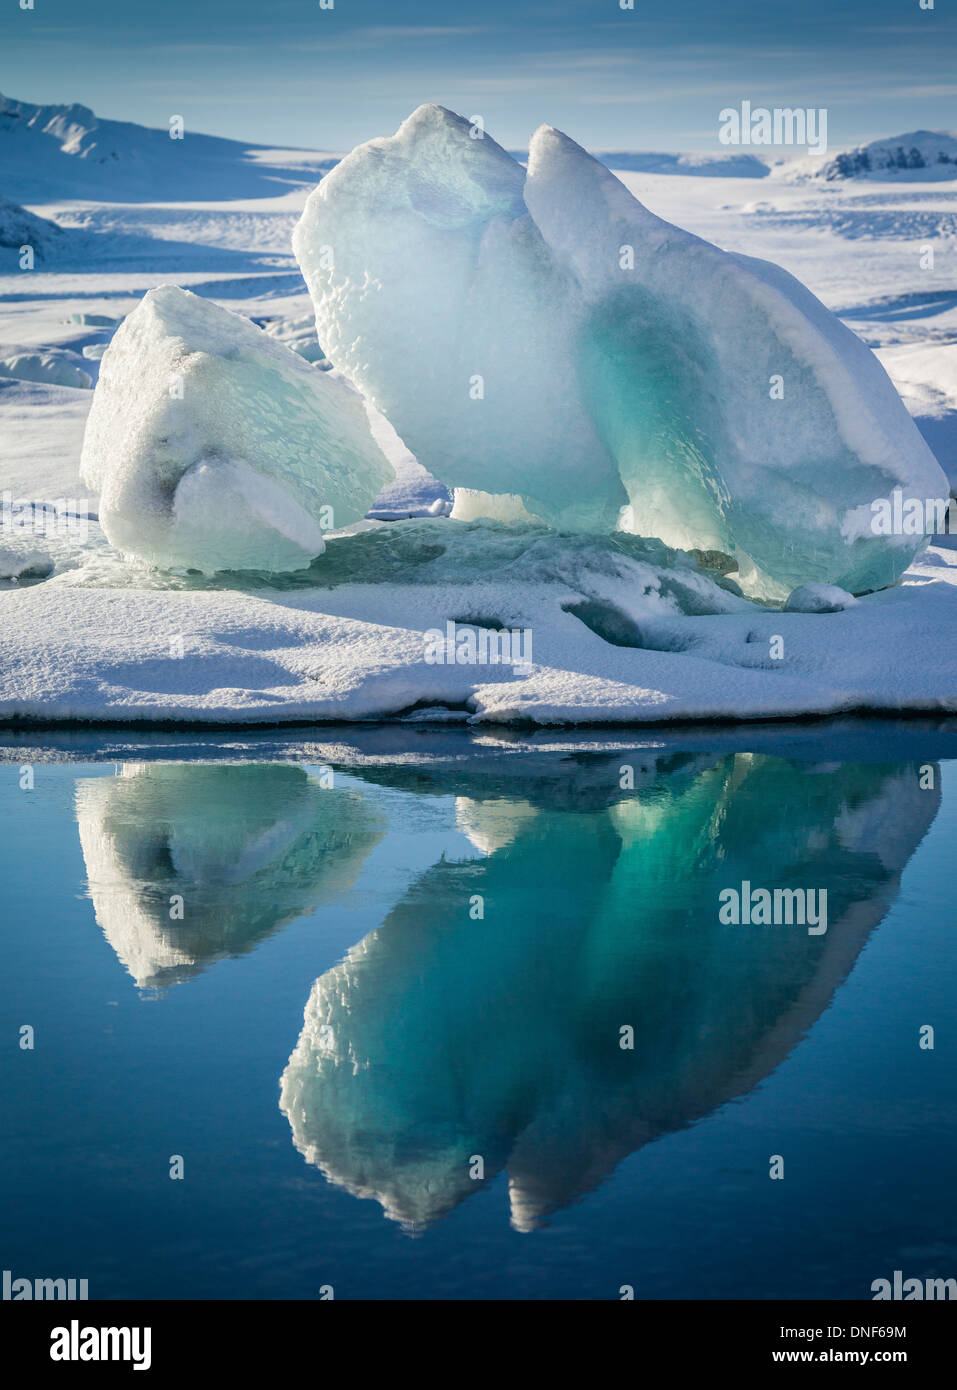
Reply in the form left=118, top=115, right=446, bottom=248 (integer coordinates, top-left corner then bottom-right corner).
left=80, top=285, right=393, bottom=573
left=294, top=106, right=949, bottom=598
left=293, top=105, right=628, bottom=535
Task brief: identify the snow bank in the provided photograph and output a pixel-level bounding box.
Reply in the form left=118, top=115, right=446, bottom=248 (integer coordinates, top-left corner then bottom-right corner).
left=0, top=520, right=954, bottom=726
left=0, top=351, right=91, bottom=390
left=784, top=583, right=859, bottom=613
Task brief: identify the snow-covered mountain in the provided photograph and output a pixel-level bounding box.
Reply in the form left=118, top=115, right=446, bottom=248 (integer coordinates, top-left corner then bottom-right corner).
left=509, top=147, right=772, bottom=177
left=591, top=150, right=770, bottom=178
left=0, top=195, right=61, bottom=257
left=0, top=92, right=337, bottom=202
left=785, top=130, right=957, bottom=182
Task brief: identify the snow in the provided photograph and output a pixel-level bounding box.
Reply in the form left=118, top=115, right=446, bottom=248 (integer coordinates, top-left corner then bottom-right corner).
left=589, top=150, right=771, bottom=178
left=0, top=518, right=954, bottom=725
left=0, top=194, right=62, bottom=260
left=79, top=285, right=393, bottom=573
left=0, top=350, right=91, bottom=389
left=0, top=545, right=52, bottom=580
left=296, top=106, right=948, bottom=599
left=783, top=583, right=859, bottom=613
left=0, top=377, right=95, bottom=498
left=877, top=343, right=957, bottom=492
left=0, top=91, right=338, bottom=203
left=1, top=97, right=955, bottom=728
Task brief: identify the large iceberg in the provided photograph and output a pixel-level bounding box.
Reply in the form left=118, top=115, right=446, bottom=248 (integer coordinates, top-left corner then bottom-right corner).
left=294, top=106, right=948, bottom=597
left=80, top=286, right=393, bottom=574
left=293, top=106, right=627, bottom=534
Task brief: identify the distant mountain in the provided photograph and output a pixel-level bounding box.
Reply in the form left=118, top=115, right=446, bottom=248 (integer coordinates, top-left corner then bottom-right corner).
left=592, top=150, right=771, bottom=178
left=0, top=195, right=62, bottom=258
left=0, top=92, right=338, bottom=203
left=785, top=131, right=957, bottom=182
left=508, top=148, right=772, bottom=178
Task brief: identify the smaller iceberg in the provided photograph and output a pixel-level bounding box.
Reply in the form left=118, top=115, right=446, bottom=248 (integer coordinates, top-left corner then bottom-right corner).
left=80, top=286, right=393, bottom=574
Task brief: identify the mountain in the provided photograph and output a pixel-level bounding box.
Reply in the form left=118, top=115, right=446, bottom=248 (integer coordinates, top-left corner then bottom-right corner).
left=785, top=130, right=957, bottom=182
left=591, top=150, right=771, bottom=178
left=0, top=195, right=62, bottom=257
left=508, top=148, right=772, bottom=178
left=0, top=92, right=337, bottom=203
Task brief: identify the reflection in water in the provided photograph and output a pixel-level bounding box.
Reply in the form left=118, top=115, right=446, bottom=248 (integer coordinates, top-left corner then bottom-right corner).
left=280, top=754, right=939, bottom=1232
left=76, top=763, right=384, bottom=989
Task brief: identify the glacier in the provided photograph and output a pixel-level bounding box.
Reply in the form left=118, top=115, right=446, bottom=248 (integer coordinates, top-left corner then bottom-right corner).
left=80, top=286, right=393, bottom=574
left=294, top=105, right=949, bottom=597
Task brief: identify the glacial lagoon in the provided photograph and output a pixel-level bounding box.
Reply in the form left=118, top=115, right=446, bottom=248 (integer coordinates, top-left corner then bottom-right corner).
left=1, top=721, right=955, bottom=1300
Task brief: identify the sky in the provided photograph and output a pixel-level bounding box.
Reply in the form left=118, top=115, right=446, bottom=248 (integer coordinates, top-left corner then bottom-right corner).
left=1, top=0, right=955, bottom=153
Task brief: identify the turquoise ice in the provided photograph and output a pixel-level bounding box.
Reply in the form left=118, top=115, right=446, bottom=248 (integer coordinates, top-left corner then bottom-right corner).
left=294, top=107, right=949, bottom=598
left=279, top=753, right=937, bottom=1230
left=81, top=287, right=393, bottom=574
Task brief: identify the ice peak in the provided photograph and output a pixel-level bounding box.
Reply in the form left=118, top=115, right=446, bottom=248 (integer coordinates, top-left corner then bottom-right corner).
left=393, top=102, right=522, bottom=181
left=528, top=123, right=583, bottom=158
left=399, top=102, right=472, bottom=137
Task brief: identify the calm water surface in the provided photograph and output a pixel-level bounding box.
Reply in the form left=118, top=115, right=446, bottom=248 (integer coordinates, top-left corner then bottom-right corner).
left=1, top=723, right=955, bottom=1300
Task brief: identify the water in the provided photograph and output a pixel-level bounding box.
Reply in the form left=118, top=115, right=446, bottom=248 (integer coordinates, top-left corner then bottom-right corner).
left=1, top=721, right=955, bottom=1301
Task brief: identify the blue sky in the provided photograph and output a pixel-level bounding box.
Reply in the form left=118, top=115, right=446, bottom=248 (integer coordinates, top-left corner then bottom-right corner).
left=2, top=0, right=955, bottom=152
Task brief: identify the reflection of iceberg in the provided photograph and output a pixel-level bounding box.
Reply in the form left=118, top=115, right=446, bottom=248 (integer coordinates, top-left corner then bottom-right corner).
left=280, top=755, right=938, bottom=1231
left=76, top=763, right=383, bottom=989
left=453, top=796, right=538, bottom=856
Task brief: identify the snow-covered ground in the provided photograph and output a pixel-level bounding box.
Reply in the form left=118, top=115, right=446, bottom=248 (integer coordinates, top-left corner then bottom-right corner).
left=1, top=108, right=955, bottom=726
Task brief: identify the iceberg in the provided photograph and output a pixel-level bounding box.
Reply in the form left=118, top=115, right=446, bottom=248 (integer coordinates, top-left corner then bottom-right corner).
left=80, top=286, right=393, bottom=574
left=293, top=105, right=627, bottom=534
left=294, top=106, right=948, bottom=597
